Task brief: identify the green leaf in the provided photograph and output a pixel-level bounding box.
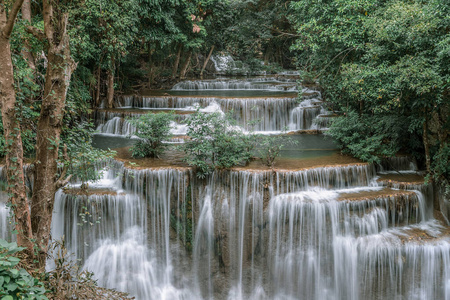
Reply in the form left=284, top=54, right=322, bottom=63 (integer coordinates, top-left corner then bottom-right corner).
left=6, top=282, right=18, bottom=291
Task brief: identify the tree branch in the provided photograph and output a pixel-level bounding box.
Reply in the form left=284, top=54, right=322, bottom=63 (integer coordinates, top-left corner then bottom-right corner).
left=42, top=0, right=54, bottom=42
left=26, top=25, right=45, bottom=41
left=55, top=144, right=72, bottom=189
left=2, top=0, right=25, bottom=38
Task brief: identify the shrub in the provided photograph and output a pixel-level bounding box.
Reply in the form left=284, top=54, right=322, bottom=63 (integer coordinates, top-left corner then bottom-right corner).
left=0, top=239, right=48, bottom=300
left=127, top=112, right=175, bottom=158
left=256, top=135, right=298, bottom=167
left=62, top=122, right=116, bottom=189
left=184, top=112, right=253, bottom=178
left=326, top=111, right=406, bottom=163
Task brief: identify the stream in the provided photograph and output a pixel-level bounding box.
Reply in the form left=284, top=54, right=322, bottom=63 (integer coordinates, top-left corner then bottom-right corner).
left=1, top=75, right=449, bottom=300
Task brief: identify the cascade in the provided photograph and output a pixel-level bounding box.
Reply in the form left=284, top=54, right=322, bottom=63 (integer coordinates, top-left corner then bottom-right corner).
left=171, top=79, right=298, bottom=91
left=93, top=75, right=328, bottom=136
left=0, top=192, right=13, bottom=241
left=1, top=75, right=449, bottom=300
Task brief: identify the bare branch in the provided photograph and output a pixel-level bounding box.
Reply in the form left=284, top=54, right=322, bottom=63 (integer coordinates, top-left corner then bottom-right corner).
left=2, top=0, right=25, bottom=38
left=26, top=25, right=45, bottom=41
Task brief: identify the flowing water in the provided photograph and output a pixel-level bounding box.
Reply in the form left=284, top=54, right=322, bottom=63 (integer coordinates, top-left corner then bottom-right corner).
left=95, top=77, right=325, bottom=136
left=1, top=75, right=449, bottom=300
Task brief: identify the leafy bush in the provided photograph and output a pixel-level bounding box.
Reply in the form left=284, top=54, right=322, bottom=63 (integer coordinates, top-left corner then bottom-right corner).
left=127, top=112, right=175, bottom=158
left=184, top=112, right=253, bottom=178
left=62, top=122, right=116, bottom=189
left=256, top=135, right=298, bottom=167
left=0, top=239, right=48, bottom=300
left=327, top=112, right=407, bottom=164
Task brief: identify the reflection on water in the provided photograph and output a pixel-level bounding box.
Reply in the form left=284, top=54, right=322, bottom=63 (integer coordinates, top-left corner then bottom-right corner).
left=93, top=134, right=338, bottom=161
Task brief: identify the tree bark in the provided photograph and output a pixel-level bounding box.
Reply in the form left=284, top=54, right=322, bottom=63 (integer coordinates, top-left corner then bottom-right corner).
left=106, top=59, right=115, bottom=108
left=0, top=0, right=34, bottom=257
left=200, top=45, right=214, bottom=78
left=21, top=0, right=35, bottom=72
left=31, top=1, right=76, bottom=269
left=180, top=49, right=192, bottom=79
left=172, top=44, right=182, bottom=79
left=423, top=112, right=431, bottom=175
left=95, top=65, right=101, bottom=107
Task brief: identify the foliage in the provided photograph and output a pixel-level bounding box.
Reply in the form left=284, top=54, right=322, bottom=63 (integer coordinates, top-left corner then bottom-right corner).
left=326, top=112, right=407, bottom=164
left=431, top=142, right=450, bottom=188
left=257, top=135, right=298, bottom=167
left=183, top=112, right=253, bottom=178
left=290, top=0, right=450, bottom=183
left=69, top=0, right=140, bottom=68
left=62, top=122, right=116, bottom=189
left=127, top=112, right=175, bottom=158
left=0, top=239, right=47, bottom=300
left=206, top=0, right=295, bottom=67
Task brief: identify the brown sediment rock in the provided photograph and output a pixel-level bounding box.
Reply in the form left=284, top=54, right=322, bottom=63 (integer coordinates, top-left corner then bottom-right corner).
left=377, top=174, right=425, bottom=186
left=63, top=188, right=121, bottom=196
left=287, top=129, right=327, bottom=135
left=338, top=188, right=416, bottom=202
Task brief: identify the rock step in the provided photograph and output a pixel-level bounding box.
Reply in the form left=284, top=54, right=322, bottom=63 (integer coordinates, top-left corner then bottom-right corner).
left=338, top=188, right=417, bottom=202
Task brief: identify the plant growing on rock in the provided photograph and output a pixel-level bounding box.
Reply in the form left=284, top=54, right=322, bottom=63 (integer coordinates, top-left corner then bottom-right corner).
left=62, top=122, right=117, bottom=190
left=127, top=112, right=175, bottom=158
left=257, top=135, right=298, bottom=168
left=184, top=111, right=253, bottom=178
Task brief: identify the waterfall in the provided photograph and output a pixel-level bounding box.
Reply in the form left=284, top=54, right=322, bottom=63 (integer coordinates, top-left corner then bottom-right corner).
left=40, top=156, right=450, bottom=300
left=172, top=80, right=298, bottom=92
left=98, top=96, right=328, bottom=135
left=51, top=164, right=199, bottom=299
left=0, top=195, right=13, bottom=241
left=2, top=75, right=444, bottom=300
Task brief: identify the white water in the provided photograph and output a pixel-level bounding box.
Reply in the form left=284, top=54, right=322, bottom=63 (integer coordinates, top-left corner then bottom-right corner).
left=172, top=80, right=298, bottom=92
left=43, top=156, right=450, bottom=299
left=94, top=76, right=328, bottom=136
left=0, top=196, right=13, bottom=241
left=2, top=76, right=450, bottom=300
left=97, top=97, right=328, bottom=135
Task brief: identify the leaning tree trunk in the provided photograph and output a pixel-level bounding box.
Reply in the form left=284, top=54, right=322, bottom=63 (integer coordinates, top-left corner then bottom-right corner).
left=172, top=44, right=182, bottom=79
left=0, top=0, right=34, bottom=257
left=423, top=111, right=431, bottom=175
left=95, top=65, right=101, bottom=107
left=200, top=45, right=214, bottom=78
left=180, top=50, right=192, bottom=79
left=31, top=2, right=76, bottom=270
left=106, top=56, right=115, bottom=108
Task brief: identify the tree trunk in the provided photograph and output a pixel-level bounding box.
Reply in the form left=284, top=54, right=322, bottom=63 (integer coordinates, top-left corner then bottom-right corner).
left=31, top=2, right=76, bottom=269
left=148, top=43, right=155, bottom=88
left=107, top=68, right=114, bottom=108
left=180, top=50, right=192, bottom=79
left=172, top=44, right=182, bottom=79
left=200, top=45, right=214, bottom=78
left=21, top=0, right=35, bottom=72
left=95, top=65, right=101, bottom=107
left=0, top=0, right=34, bottom=257
left=423, top=112, right=431, bottom=174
